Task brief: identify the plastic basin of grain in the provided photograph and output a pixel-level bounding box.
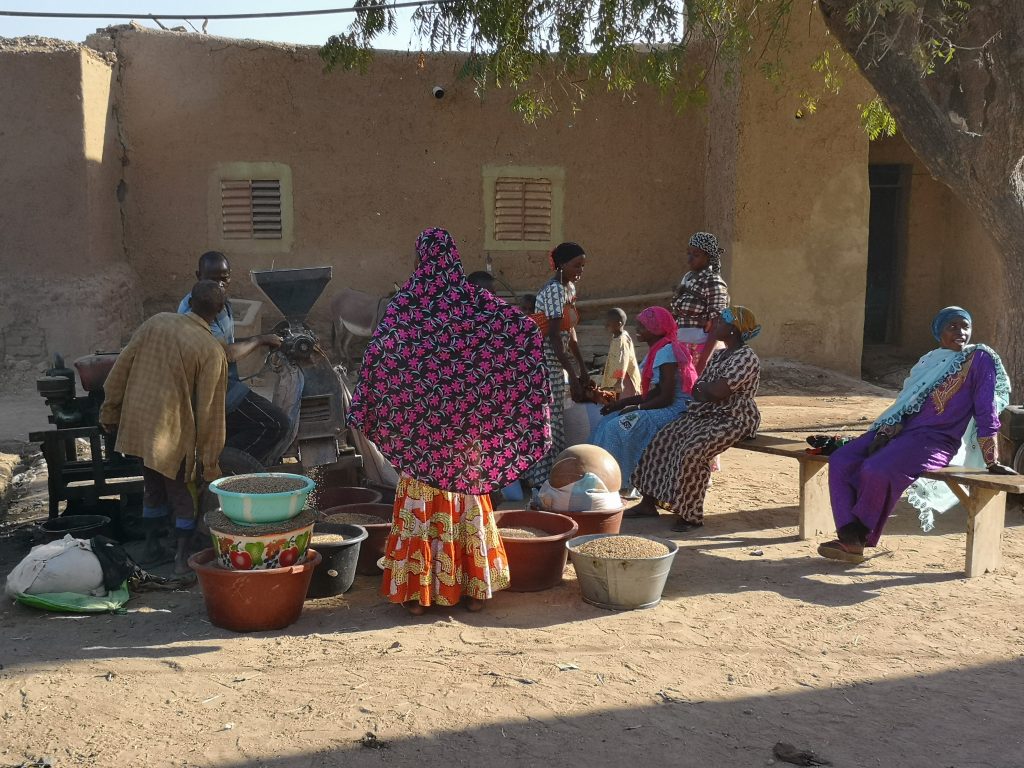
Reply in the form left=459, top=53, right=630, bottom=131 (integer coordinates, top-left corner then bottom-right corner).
left=208, top=472, right=315, bottom=525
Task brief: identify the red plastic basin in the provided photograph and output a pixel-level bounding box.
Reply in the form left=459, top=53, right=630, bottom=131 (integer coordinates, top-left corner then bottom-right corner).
left=553, top=506, right=625, bottom=536
left=495, top=510, right=579, bottom=592
left=189, top=547, right=321, bottom=632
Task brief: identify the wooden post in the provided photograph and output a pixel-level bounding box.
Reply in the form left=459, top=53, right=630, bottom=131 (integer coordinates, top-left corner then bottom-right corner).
left=799, top=460, right=833, bottom=540
left=964, top=486, right=1006, bottom=577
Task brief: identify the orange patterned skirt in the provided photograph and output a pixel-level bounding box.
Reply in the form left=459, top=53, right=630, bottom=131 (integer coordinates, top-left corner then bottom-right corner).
left=381, top=474, right=510, bottom=607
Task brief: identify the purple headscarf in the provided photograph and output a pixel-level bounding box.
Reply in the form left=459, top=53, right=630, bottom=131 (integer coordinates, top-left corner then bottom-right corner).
left=347, top=228, right=553, bottom=495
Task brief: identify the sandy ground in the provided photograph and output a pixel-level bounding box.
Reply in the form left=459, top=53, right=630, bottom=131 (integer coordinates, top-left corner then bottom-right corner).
left=3, top=366, right=1024, bottom=768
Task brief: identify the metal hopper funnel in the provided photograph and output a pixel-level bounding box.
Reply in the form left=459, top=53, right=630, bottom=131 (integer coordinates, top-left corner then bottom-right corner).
left=250, top=266, right=333, bottom=323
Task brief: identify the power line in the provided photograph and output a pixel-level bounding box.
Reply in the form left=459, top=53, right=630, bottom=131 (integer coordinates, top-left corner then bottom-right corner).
left=0, top=1, right=454, bottom=21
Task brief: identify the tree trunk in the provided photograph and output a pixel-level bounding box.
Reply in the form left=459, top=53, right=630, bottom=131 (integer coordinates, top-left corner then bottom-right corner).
left=818, top=0, right=1024, bottom=389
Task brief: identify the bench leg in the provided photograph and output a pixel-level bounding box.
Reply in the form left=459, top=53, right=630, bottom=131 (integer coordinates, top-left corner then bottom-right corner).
left=799, top=461, right=833, bottom=540
left=965, top=488, right=1005, bottom=577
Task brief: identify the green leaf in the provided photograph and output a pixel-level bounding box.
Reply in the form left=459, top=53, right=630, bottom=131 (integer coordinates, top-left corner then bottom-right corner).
left=858, top=96, right=898, bottom=140
left=320, top=0, right=970, bottom=125
left=245, top=541, right=265, bottom=565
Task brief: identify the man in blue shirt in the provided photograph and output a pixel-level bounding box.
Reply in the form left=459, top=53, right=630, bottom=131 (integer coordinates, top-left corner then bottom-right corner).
left=179, top=252, right=288, bottom=465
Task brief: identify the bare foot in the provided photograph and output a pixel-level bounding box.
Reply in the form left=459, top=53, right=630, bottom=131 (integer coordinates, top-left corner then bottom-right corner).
left=173, top=553, right=192, bottom=576
left=405, top=601, right=426, bottom=616
left=465, top=598, right=485, bottom=613
left=173, top=533, right=194, bottom=575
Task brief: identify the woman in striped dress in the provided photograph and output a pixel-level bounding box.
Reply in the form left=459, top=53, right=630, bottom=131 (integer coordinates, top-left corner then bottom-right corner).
left=523, top=242, right=591, bottom=494
left=630, top=306, right=762, bottom=531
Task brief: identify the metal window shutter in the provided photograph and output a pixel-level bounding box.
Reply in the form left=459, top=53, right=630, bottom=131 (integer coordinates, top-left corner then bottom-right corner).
left=494, top=177, right=552, bottom=242
left=221, top=179, right=283, bottom=240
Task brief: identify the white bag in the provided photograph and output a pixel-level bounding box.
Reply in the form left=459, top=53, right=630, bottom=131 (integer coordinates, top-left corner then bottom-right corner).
left=5, top=535, right=106, bottom=597
left=539, top=472, right=623, bottom=512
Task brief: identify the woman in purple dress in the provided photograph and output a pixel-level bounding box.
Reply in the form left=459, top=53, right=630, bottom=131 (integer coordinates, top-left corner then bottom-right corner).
left=819, top=306, right=1014, bottom=563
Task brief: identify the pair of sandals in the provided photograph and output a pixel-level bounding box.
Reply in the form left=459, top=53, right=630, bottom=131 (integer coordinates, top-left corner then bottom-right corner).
left=805, top=434, right=856, bottom=456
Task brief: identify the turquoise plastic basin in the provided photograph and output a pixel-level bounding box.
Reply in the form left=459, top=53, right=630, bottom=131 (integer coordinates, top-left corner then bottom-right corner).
left=209, top=472, right=315, bottom=525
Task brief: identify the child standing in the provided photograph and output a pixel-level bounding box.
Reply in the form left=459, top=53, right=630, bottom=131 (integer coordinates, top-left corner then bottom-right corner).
left=601, top=308, right=641, bottom=398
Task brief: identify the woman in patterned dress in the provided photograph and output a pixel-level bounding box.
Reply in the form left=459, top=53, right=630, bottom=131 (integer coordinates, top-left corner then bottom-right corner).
left=347, top=228, right=552, bottom=614
left=630, top=306, right=762, bottom=531
left=522, top=242, right=592, bottom=494
left=670, top=232, right=730, bottom=374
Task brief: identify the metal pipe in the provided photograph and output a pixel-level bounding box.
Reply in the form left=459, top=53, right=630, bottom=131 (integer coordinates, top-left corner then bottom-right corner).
left=576, top=291, right=674, bottom=309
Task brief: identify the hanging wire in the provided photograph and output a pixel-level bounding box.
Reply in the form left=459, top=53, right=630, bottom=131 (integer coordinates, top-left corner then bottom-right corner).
left=0, top=1, right=453, bottom=21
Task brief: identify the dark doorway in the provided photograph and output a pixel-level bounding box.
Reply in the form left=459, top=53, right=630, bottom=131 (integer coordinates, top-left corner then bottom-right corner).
left=864, top=164, right=909, bottom=345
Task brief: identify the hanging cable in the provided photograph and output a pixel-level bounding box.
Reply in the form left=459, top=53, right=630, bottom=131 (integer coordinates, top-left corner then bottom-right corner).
left=0, top=1, right=454, bottom=21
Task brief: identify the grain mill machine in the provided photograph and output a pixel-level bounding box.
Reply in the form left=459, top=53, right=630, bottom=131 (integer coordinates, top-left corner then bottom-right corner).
left=250, top=266, right=359, bottom=472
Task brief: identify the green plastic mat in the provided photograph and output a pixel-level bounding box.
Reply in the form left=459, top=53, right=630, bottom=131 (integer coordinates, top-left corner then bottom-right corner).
left=13, top=581, right=130, bottom=613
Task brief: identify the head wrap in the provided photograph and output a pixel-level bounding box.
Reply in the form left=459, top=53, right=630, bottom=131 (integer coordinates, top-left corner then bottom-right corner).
left=721, top=305, right=761, bottom=342
left=688, top=232, right=722, bottom=273
left=550, top=242, right=586, bottom=270
left=931, top=306, right=971, bottom=341
left=635, top=306, right=698, bottom=396
left=347, top=228, right=552, bottom=494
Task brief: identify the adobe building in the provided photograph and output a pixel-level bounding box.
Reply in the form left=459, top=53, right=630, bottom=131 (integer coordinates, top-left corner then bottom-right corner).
left=0, top=20, right=1001, bottom=377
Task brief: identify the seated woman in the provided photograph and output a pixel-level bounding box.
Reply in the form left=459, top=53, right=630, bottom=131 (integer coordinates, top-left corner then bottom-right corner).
left=820, top=306, right=1014, bottom=563
left=630, top=307, right=762, bottom=531
left=590, top=307, right=697, bottom=498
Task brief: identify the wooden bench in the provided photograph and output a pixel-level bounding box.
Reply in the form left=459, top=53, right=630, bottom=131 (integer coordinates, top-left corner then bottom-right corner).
left=732, top=433, right=1024, bottom=577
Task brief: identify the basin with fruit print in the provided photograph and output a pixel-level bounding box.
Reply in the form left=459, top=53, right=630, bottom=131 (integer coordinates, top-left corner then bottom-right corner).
left=205, top=509, right=316, bottom=571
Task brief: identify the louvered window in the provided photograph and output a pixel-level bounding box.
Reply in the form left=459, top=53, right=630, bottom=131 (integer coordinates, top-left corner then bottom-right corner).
left=493, top=177, right=553, bottom=243
left=220, top=179, right=283, bottom=240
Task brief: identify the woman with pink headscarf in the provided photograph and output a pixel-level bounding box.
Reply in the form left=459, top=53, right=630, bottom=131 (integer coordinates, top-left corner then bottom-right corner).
left=589, top=306, right=697, bottom=498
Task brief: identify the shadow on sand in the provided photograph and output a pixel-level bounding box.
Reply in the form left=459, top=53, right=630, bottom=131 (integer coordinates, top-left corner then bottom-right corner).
left=184, top=657, right=1024, bottom=767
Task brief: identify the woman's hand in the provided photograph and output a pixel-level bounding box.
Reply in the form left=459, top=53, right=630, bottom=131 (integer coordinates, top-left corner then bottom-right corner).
left=579, top=373, right=594, bottom=390
left=600, top=401, right=623, bottom=416
left=569, top=378, right=585, bottom=402
left=692, top=378, right=732, bottom=403
left=866, top=433, right=889, bottom=456
left=867, top=422, right=903, bottom=455
left=883, top=423, right=904, bottom=439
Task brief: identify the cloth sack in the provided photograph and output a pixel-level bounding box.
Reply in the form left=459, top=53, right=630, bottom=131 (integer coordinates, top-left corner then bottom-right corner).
left=270, top=355, right=305, bottom=462
left=5, top=535, right=106, bottom=598
left=539, top=472, right=622, bottom=512
left=335, top=365, right=399, bottom=489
